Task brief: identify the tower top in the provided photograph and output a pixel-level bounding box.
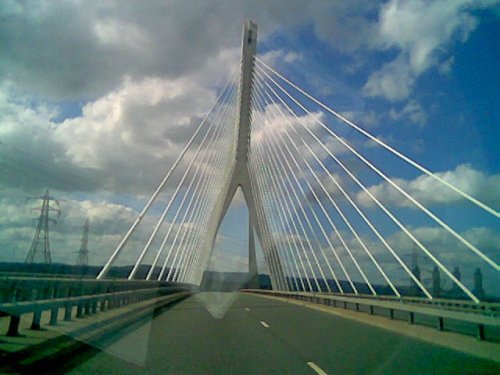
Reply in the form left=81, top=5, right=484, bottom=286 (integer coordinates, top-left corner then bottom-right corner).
left=235, top=21, right=257, bottom=164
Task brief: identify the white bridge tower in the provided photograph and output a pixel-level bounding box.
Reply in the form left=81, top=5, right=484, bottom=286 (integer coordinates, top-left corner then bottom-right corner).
left=201, top=21, right=286, bottom=289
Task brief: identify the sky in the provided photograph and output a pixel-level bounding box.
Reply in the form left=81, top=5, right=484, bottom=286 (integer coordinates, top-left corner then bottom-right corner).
left=0, top=1, right=498, bottom=294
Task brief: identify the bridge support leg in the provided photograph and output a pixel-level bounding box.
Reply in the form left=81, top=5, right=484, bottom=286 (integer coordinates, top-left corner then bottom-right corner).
left=100, top=300, right=107, bottom=311
left=7, top=315, right=21, bottom=337
left=91, top=302, right=98, bottom=314
left=84, top=302, right=91, bottom=316
left=248, top=215, right=260, bottom=289
left=31, top=311, right=41, bottom=330
left=49, top=308, right=58, bottom=326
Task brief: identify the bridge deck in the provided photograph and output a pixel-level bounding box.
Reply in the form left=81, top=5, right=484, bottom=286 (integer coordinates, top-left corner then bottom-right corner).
left=3, top=292, right=497, bottom=374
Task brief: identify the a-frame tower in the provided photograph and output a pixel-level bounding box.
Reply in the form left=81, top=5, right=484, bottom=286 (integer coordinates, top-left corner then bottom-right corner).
left=200, top=22, right=286, bottom=290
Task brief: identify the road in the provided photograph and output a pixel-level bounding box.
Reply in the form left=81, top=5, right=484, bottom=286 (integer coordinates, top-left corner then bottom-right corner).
left=57, top=292, right=498, bottom=374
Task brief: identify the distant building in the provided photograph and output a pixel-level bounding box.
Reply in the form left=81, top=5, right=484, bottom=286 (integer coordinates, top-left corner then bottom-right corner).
left=473, top=267, right=485, bottom=299
left=432, top=266, right=440, bottom=298
left=450, top=266, right=462, bottom=297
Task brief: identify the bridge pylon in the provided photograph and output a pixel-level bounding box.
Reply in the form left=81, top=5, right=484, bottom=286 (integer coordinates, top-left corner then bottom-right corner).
left=200, top=21, right=287, bottom=290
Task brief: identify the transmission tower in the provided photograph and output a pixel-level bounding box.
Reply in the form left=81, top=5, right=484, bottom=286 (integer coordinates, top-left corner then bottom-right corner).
left=76, top=217, right=90, bottom=266
left=25, top=189, right=61, bottom=264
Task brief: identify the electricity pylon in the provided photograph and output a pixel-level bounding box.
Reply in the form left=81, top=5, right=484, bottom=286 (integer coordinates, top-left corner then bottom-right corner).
left=76, top=217, right=90, bottom=266
left=25, top=189, right=61, bottom=264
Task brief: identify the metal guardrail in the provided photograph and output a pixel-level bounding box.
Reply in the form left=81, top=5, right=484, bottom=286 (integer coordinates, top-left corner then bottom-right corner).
left=246, top=290, right=500, bottom=341
left=0, top=285, right=189, bottom=337
left=0, top=275, right=187, bottom=303
left=320, top=292, right=499, bottom=315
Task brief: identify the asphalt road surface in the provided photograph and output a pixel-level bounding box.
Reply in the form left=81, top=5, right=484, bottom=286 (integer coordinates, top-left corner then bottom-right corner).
left=60, top=292, right=498, bottom=374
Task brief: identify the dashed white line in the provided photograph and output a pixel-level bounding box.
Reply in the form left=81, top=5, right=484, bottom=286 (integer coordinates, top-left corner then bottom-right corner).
left=307, top=361, right=328, bottom=375
left=244, top=307, right=250, bottom=311
left=260, top=320, right=270, bottom=328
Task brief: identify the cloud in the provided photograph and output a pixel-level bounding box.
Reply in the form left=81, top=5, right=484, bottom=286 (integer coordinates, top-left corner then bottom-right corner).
left=341, top=110, right=382, bottom=128
left=55, top=76, right=215, bottom=171
left=386, top=226, right=499, bottom=271
left=439, top=56, right=455, bottom=75
left=356, top=164, right=500, bottom=209
left=0, top=87, right=105, bottom=193
left=362, top=0, right=491, bottom=101
left=363, top=55, right=415, bottom=101
left=389, top=100, right=427, bottom=126
left=0, top=0, right=316, bottom=100
left=0, top=44, right=240, bottom=195
left=307, top=1, right=378, bottom=53
left=259, top=50, right=303, bottom=67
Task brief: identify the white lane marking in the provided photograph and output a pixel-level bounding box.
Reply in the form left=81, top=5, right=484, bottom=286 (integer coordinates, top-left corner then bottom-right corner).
left=245, top=307, right=250, bottom=311
left=260, top=320, right=270, bottom=328
left=307, top=362, right=328, bottom=375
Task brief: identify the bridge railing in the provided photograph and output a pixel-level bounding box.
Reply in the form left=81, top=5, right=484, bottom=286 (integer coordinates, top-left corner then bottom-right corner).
left=318, top=291, right=499, bottom=315
left=0, top=275, right=181, bottom=303
left=0, top=279, right=192, bottom=337
left=245, top=290, right=500, bottom=341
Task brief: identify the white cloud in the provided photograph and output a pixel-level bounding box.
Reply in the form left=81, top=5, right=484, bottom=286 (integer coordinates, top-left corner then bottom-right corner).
left=55, top=76, right=215, bottom=170
left=389, top=100, right=427, bottom=126
left=439, top=56, right=455, bottom=75
left=356, top=164, right=500, bottom=209
left=386, top=226, right=499, bottom=270
left=363, top=0, right=493, bottom=101
left=0, top=1, right=320, bottom=100
left=363, top=55, right=415, bottom=101
left=283, top=52, right=303, bottom=64
left=341, top=109, right=381, bottom=128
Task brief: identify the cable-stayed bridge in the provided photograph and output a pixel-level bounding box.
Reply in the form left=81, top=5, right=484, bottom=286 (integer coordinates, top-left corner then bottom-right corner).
left=1, top=22, right=499, bottom=374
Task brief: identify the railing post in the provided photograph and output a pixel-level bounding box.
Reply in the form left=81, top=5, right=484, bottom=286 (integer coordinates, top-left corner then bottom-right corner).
left=49, top=308, right=58, bottom=326
left=31, top=311, right=42, bottom=330
left=477, top=324, right=485, bottom=341
left=11, top=288, right=18, bottom=303
left=84, top=302, right=91, bottom=316
left=76, top=303, right=84, bottom=318
left=7, top=315, right=21, bottom=337
left=64, top=304, right=72, bottom=321
left=437, top=317, right=444, bottom=331
left=389, top=309, right=394, bottom=320
left=369, top=305, right=374, bottom=315
left=408, top=312, right=415, bottom=324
